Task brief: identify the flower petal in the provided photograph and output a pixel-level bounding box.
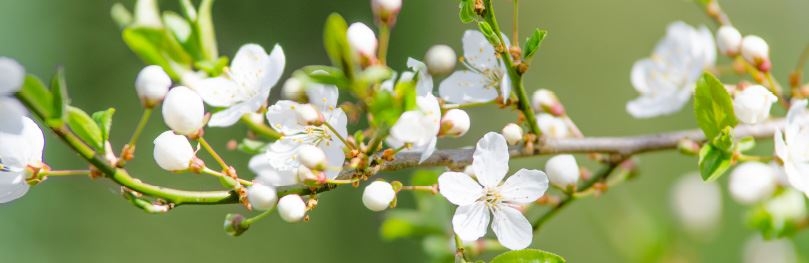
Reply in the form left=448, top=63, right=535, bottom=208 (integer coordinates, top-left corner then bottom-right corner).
left=208, top=101, right=257, bottom=127
left=452, top=201, right=490, bottom=242
left=472, top=132, right=509, bottom=188
left=439, top=70, right=498, bottom=104
left=439, top=172, right=484, bottom=206
left=307, top=83, right=339, bottom=111
left=0, top=57, right=24, bottom=94
left=191, top=76, right=242, bottom=107
left=321, top=138, right=345, bottom=180
left=499, top=70, right=511, bottom=103
left=266, top=100, right=305, bottom=135
left=491, top=205, right=533, bottom=250
left=462, top=30, right=499, bottom=72
left=0, top=114, right=44, bottom=167
left=262, top=44, right=286, bottom=89
left=500, top=169, right=549, bottom=204
left=418, top=136, right=437, bottom=164
left=407, top=58, right=433, bottom=96
left=249, top=151, right=298, bottom=186
left=389, top=111, right=429, bottom=144
left=0, top=171, right=29, bottom=203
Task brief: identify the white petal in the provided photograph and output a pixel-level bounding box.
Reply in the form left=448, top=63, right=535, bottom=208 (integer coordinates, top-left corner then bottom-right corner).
left=249, top=151, right=298, bottom=186
left=452, top=201, right=490, bottom=242
left=438, top=171, right=484, bottom=206
left=0, top=115, right=44, bottom=167
left=499, top=70, right=511, bottom=103
left=262, top=44, right=286, bottom=90
left=472, top=132, right=510, bottom=188
left=462, top=30, right=499, bottom=72
left=418, top=136, right=437, bottom=163
left=325, top=107, right=349, bottom=139
left=190, top=76, right=242, bottom=107
left=306, top=83, right=339, bottom=111
left=626, top=85, right=691, bottom=118
left=439, top=70, right=498, bottom=104
left=208, top=101, right=255, bottom=127
left=407, top=57, right=433, bottom=96
left=491, top=205, right=533, bottom=250
left=230, top=44, right=269, bottom=86
left=321, top=140, right=345, bottom=180
left=0, top=57, right=24, bottom=94
left=389, top=111, right=429, bottom=144
left=0, top=171, right=29, bottom=203
left=500, top=169, right=549, bottom=204
left=266, top=100, right=305, bottom=135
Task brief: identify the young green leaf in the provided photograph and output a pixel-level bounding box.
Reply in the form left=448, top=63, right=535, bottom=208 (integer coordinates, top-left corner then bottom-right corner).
left=698, top=143, right=732, bottom=181
left=17, top=75, right=53, bottom=120
left=477, top=21, right=500, bottom=47
left=49, top=67, right=68, bottom=126
left=92, top=108, right=116, bottom=147
left=163, top=11, right=204, bottom=61
left=195, top=0, right=218, bottom=61
left=67, top=106, right=104, bottom=150
left=694, top=72, right=737, bottom=140
left=524, top=29, right=547, bottom=60
left=122, top=27, right=192, bottom=79
left=458, top=0, right=476, bottom=23
left=323, top=13, right=355, bottom=80
left=491, top=249, right=566, bottom=263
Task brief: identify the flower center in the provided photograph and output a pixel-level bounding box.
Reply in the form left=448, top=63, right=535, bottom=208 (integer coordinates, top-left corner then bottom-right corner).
left=481, top=187, right=502, bottom=207
left=286, top=125, right=334, bottom=147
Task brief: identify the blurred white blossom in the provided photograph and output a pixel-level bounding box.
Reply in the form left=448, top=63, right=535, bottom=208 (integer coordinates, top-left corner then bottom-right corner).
left=439, top=30, right=511, bottom=104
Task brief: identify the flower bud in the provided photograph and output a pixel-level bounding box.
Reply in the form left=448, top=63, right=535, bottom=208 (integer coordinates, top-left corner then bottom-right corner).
left=297, top=144, right=327, bottom=170
left=733, top=85, right=777, bottom=124
left=135, top=65, right=171, bottom=108
left=162, top=86, right=205, bottom=135
left=716, top=25, right=742, bottom=56
left=372, top=0, right=402, bottom=26
left=347, top=23, right=378, bottom=57
left=765, top=189, right=807, bottom=225
left=536, top=113, right=569, bottom=138
left=532, top=89, right=565, bottom=116
left=296, top=166, right=321, bottom=184
left=545, top=155, right=580, bottom=189
left=282, top=78, right=306, bottom=101
left=362, top=181, right=396, bottom=212
left=153, top=131, right=195, bottom=171
left=741, top=35, right=770, bottom=71
left=728, top=162, right=777, bottom=204
left=439, top=109, right=470, bottom=137
left=295, top=104, right=323, bottom=126
left=247, top=183, right=278, bottom=211
left=425, top=45, right=457, bottom=76
left=671, top=174, right=721, bottom=235
left=501, top=123, right=523, bottom=145
left=278, top=194, right=306, bottom=223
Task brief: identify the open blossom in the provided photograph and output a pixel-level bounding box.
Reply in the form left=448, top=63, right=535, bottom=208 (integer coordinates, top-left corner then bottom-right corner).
left=774, top=100, right=809, bottom=194
left=0, top=112, right=45, bottom=203
left=627, top=21, right=715, bottom=118
left=0, top=57, right=27, bottom=118
left=249, top=84, right=347, bottom=186
left=387, top=58, right=440, bottom=163
left=733, top=85, right=777, bottom=124
left=188, top=44, right=285, bottom=127
left=438, top=133, right=549, bottom=250
left=439, top=30, right=511, bottom=104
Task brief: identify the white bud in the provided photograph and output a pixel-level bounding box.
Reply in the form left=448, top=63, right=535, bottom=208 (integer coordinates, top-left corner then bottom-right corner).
left=282, top=78, right=306, bottom=101
left=371, top=0, right=402, bottom=26
left=277, top=194, right=306, bottom=223
left=716, top=25, right=742, bottom=56
left=536, top=113, right=569, bottom=138
left=362, top=181, right=396, bottom=212
left=247, top=184, right=278, bottom=211
left=347, top=23, right=378, bottom=57
left=295, top=104, right=323, bottom=126
left=135, top=65, right=171, bottom=107
left=741, top=35, right=770, bottom=67
left=545, top=155, right=580, bottom=189
left=531, top=89, right=564, bottom=116
left=501, top=123, right=523, bottom=145
left=765, top=189, right=807, bottom=224
left=671, top=174, right=722, bottom=235
left=440, top=109, right=470, bottom=137
left=425, top=45, right=457, bottom=76
left=729, top=162, right=777, bottom=204
left=297, top=144, right=327, bottom=170
left=162, top=86, right=205, bottom=135
left=734, top=85, right=777, bottom=124
left=152, top=131, right=195, bottom=171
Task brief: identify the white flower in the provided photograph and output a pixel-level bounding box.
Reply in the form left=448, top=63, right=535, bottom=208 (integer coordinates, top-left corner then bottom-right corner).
left=277, top=194, right=306, bottom=222
left=438, top=132, right=549, bottom=250
left=440, top=109, right=470, bottom=137
left=0, top=57, right=27, bottom=118
left=741, top=35, right=770, bottom=67
left=249, top=84, right=347, bottom=186
left=135, top=65, right=171, bottom=107
left=774, top=100, right=809, bottom=194
left=362, top=181, right=396, bottom=212
left=0, top=113, right=44, bottom=203
left=544, top=155, right=580, bottom=189
left=282, top=78, right=305, bottom=101
left=439, top=30, right=511, bottom=104
left=765, top=189, right=807, bottom=226
left=728, top=162, right=777, bottom=204
left=387, top=94, right=441, bottom=163
left=716, top=25, right=742, bottom=56
left=536, top=113, right=569, bottom=138
left=161, top=86, right=205, bottom=135
left=152, top=131, right=195, bottom=171
left=425, top=44, right=457, bottom=76
left=189, top=44, right=285, bottom=127
left=670, top=173, right=722, bottom=234
left=247, top=183, right=278, bottom=211
left=347, top=23, right=377, bottom=57
left=734, top=85, right=777, bottom=124
left=744, top=235, right=797, bottom=263
left=627, top=21, right=715, bottom=118
left=296, top=144, right=326, bottom=170
left=501, top=123, right=523, bottom=145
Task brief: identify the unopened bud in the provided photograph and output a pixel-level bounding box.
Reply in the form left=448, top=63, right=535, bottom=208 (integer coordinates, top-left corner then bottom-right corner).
left=532, top=89, right=564, bottom=116
left=278, top=194, right=306, bottom=223
left=741, top=35, right=770, bottom=71
left=162, top=86, right=205, bottom=135
left=729, top=162, right=776, bottom=204
left=440, top=109, right=470, bottom=137
left=545, top=154, right=580, bottom=189
left=135, top=65, right=171, bottom=108
left=536, top=113, right=569, bottom=138
left=153, top=131, right=195, bottom=171
left=223, top=213, right=248, bottom=237
left=295, top=104, right=323, bottom=126
left=501, top=123, right=523, bottom=145
left=372, top=0, right=402, bottom=26
left=425, top=45, right=457, bottom=76
left=362, top=181, right=396, bottom=212
left=716, top=25, right=742, bottom=57
left=247, top=183, right=278, bottom=211
left=282, top=78, right=306, bottom=101
left=733, top=85, right=777, bottom=124
left=347, top=22, right=378, bottom=57
left=297, top=144, right=327, bottom=170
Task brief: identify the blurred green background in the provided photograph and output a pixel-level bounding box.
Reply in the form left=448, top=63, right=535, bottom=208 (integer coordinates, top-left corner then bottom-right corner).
left=2, top=0, right=809, bottom=262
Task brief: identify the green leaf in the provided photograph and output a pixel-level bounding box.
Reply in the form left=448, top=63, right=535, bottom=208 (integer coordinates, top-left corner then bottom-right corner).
left=195, top=56, right=229, bottom=77
left=491, top=249, right=566, bottom=263
left=179, top=0, right=198, bottom=21
left=458, top=0, right=476, bottom=23
left=163, top=11, right=204, bottom=61
left=477, top=21, right=500, bottom=47
left=195, top=0, right=218, bottom=61
left=323, top=13, right=355, bottom=79
left=67, top=106, right=104, bottom=150
left=297, top=65, right=349, bottom=88
left=49, top=67, right=68, bottom=126
left=358, top=65, right=393, bottom=85
left=694, top=72, right=737, bottom=140
left=237, top=138, right=268, bottom=155
left=698, top=143, right=732, bottom=181
left=524, top=29, right=547, bottom=60
left=18, top=75, right=54, bottom=120
left=92, top=108, right=116, bottom=147
left=122, top=26, right=192, bottom=79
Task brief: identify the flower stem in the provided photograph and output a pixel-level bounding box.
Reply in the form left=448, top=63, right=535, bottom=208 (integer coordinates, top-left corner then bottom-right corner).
left=512, top=0, right=519, bottom=47
left=400, top=185, right=436, bottom=193
left=127, top=108, right=152, bottom=148
left=454, top=234, right=471, bottom=263
left=241, top=208, right=275, bottom=226
left=240, top=115, right=282, bottom=140
left=323, top=121, right=353, bottom=150
left=41, top=169, right=91, bottom=177
left=197, top=137, right=229, bottom=170
left=442, top=100, right=496, bottom=110
left=378, top=24, right=390, bottom=65
left=202, top=167, right=253, bottom=186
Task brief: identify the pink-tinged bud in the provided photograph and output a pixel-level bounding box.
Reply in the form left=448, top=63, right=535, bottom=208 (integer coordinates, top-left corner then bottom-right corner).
left=741, top=35, right=770, bottom=72
left=716, top=25, right=741, bottom=57
left=296, top=144, right=327, bottom=171
left=532, top=89, right=565, bottom=116
left=372, top=0, right=402, bottom=26
left=347, top=23, right=378, bottom=58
